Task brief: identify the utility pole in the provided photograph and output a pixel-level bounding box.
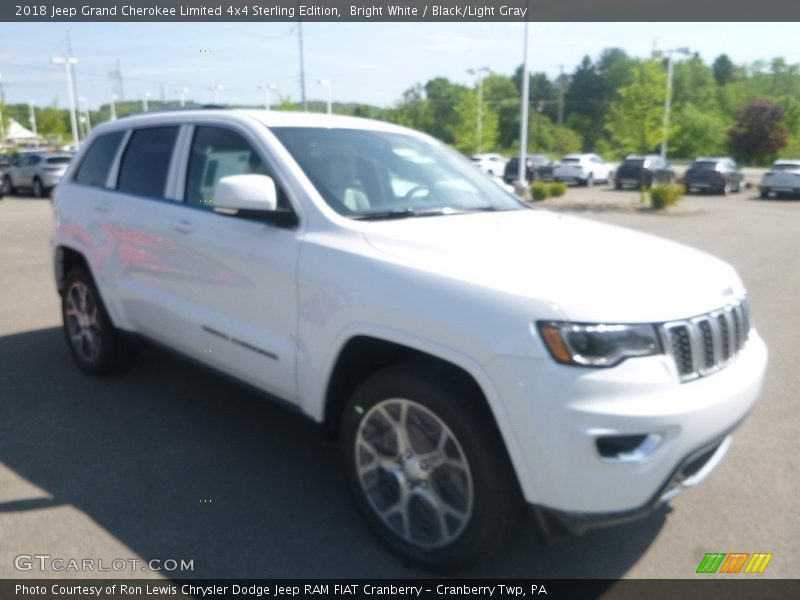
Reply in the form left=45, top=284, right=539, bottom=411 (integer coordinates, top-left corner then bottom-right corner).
left=176, top=88, right=189, bottom=108
left=298, top=22, right=307, bottom=111
left=318, top=79, right=332, bottom=115
left=661, top=47, right=690, bottom=161
left=110, top=94, right=117, bottom=120
left=52, top=55, right=80, bottom=148
left=467, top=66, right=492, bottom=154
left=0, top=73, right=5, bottom=143
left=208, top=84, right=223, bottom=105
left=557, top=65, right=565, bottom=127
left=518, top=21, right=530, bottom=187
left=28, top=101, right=38, bottom=148
left=142, top=91, right=152, bottom=112
left=258, top=83, right=277, bottom=111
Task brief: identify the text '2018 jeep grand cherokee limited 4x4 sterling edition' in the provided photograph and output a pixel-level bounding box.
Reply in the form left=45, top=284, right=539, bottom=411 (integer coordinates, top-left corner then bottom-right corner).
left=52, top=110, right=767, bottom=571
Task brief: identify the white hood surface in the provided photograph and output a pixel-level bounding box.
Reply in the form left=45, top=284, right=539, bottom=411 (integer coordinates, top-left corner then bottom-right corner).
left=361, top=209, right=743, bottom=323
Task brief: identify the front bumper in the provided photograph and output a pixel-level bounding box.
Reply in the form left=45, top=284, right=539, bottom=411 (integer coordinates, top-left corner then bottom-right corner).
left=484, top=330, right=767, bottom=515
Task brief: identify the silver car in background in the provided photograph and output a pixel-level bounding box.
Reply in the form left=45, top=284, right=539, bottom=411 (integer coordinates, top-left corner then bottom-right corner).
left=2, top=152, right=73, bottom=197
left=759, top=159, right=800, bottom=199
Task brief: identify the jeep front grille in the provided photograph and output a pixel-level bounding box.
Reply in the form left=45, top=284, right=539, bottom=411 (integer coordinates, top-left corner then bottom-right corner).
left=661, top=299, right=751, bottom=382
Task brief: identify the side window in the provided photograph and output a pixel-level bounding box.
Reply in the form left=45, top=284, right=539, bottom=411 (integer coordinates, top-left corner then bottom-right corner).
left=28, top=155, right=42, bottom=166
left=74, top=131, right=125, bottom=188
left=117, top=126, right=179, bottom=198
left=185, top=126, right=282, bottom=207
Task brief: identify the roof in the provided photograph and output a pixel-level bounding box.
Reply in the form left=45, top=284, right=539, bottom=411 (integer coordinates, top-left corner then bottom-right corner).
left=113, top=108, right=413, bottom=135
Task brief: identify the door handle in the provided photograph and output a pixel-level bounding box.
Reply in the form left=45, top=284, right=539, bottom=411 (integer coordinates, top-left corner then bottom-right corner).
left=92, top=201, right=112, bottom=213
left=169, top=219, right=194, bottom=234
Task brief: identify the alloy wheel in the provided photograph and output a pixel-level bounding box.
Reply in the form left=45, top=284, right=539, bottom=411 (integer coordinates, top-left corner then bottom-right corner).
left=354, top=398, right=474, bottom=549
left=65, top=281, right=102, bottom=363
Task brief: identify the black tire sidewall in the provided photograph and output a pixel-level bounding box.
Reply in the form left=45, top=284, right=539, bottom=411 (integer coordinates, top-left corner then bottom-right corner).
left=61, top=268, right=121, bottom=375
left=339, top=363, right=522, bottom=571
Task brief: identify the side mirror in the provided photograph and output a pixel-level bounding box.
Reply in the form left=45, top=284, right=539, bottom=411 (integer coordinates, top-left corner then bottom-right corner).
left=212, top=174, right=278, bottom=213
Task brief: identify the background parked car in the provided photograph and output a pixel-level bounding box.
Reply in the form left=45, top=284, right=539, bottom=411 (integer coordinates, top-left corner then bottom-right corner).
left=503, top=154, right=551, bottom=184
left=683, top=157, right=744, bottom=195
left=553, top=153, right=615, bottom=186
left=614, top=154, right=675, bottom=189
left=758, top=159, right=800, bottom=199
left=470, top=153, right=507, bottom=177
left=2, top=152, right=73, bottom=197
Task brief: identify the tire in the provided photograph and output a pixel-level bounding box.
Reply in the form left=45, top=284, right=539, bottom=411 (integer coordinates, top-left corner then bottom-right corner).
left=721, top=182, right=731, bottom=196
left=584, top=173, right=594, bottom=187
left=340, top=362, right=524, bottom=571
left=737, top=180, right=745, bottom=194
left=3, top=176, right=16, bottom=196
left=61, top=267, right=127, bottom=375
left=33, top=177, right=45, bottom=198
left=760, top=188, right=769, bottom=199
left=614, top=179, right=622, bottom=190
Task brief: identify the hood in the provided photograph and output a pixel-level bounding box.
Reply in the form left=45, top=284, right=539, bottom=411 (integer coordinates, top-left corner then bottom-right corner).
left=360, top=209, right=744, bottom=323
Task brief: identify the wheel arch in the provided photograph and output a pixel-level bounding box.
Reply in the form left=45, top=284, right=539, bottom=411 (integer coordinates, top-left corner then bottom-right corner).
left=55, top=245, right=91, bottom=295
left=320, top=333, right=535, bottom=502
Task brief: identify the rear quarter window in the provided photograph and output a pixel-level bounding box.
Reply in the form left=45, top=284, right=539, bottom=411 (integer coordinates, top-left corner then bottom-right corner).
left=74, top=132, right=125, bottom=188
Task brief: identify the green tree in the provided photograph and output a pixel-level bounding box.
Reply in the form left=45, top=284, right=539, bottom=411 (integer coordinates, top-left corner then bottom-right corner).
left=482, top=74, right=520, bottom=149
left=564, top=56, right=605, bottom=150
left=729, top=97, right=788, bottom=164
left=36, top=99, right=69, bottom=139
left=671, top=103, right=729, bottom=158
left=712, top=54, right=736, bottom=86
left=453, top=90, right=499, bottom=154
left=391, top=84, right=429, bottom=131
left=606, top=60, right=668, bottom=156
left=423, top=77, right=469, bottom=144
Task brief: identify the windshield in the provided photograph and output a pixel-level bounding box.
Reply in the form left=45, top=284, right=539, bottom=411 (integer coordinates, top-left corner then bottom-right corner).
left=270, top=127, right=524, bottom=218
left=622, top=159, right=645, bottom=167
left=46, top=156, right=72, bottom=165
left=691, top=161, right=720, bottom=170
left=561, top=157, right=580, bottom=163
left=772, top=163, right=800, bottom=172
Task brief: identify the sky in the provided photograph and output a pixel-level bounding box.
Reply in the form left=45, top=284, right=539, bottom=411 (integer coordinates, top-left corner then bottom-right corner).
left=1, top=22, right=800, bottom=111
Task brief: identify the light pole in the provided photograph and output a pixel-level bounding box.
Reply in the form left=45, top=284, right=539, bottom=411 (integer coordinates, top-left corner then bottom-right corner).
left=258, top=83, right=277, bottom=111
left=78, top=97, right=91, bottom=137
left=28, top=101, right=38, bottom=148
left=518, top=21, right=530, bottom=187
left=467, top=67, right=492, bottom=154
left=317, top=79, right=332, bottom=115
left=209, top=84, right=223, bottom=105
left=142, top=91, right=152, bottom=112
left=176, top=87, right=189, bottom=108
left=52, top=55, right=80, bottom=148
left=0, top=73, right=5, bottom=143
left=110, top=94, right=117, bottom=120
left=660, top=47, right=690, bottom=161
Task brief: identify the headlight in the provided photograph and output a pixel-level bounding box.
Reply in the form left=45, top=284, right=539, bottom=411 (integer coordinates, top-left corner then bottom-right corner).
left=537, top=321, right=662, bottom=367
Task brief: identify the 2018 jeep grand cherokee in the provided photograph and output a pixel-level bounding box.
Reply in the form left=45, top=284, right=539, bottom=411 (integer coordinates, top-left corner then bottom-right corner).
left=52, top=110, right=768, bottom=571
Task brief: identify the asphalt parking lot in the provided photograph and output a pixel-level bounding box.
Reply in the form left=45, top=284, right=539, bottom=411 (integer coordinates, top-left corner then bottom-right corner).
left=0, top=187, right=798, bottom=579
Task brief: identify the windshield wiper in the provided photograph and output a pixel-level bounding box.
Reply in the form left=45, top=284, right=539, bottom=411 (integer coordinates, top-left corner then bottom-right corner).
left=351, top=207, right=468, bottom=221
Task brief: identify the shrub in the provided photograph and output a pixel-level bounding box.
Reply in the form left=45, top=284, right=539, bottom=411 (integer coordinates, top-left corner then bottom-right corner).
left=548, top=182, right=568, bottom=197
left=649, top=184, right=685, bottom=210
left=530, top=182, right=549, bottom=201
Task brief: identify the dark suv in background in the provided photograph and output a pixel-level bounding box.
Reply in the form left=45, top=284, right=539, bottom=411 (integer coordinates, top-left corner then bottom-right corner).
left=503, top=154, right=551, bottom=184
left=683, top=157, right=744, bottom=195
left=614, top=155, right=675, bottom=189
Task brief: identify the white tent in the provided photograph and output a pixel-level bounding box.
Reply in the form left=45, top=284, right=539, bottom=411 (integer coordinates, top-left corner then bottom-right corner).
left=5, top=118, right=38, bottom=143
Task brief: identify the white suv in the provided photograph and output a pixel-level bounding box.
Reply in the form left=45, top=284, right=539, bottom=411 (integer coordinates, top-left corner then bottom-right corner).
left=52, top=110, right=767, bottom=570
left=553, top=153, right=615, bottom=186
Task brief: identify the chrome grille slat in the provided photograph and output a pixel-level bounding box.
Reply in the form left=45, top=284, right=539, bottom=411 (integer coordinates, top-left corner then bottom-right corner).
left=662, top=298, right=750, bottom=383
